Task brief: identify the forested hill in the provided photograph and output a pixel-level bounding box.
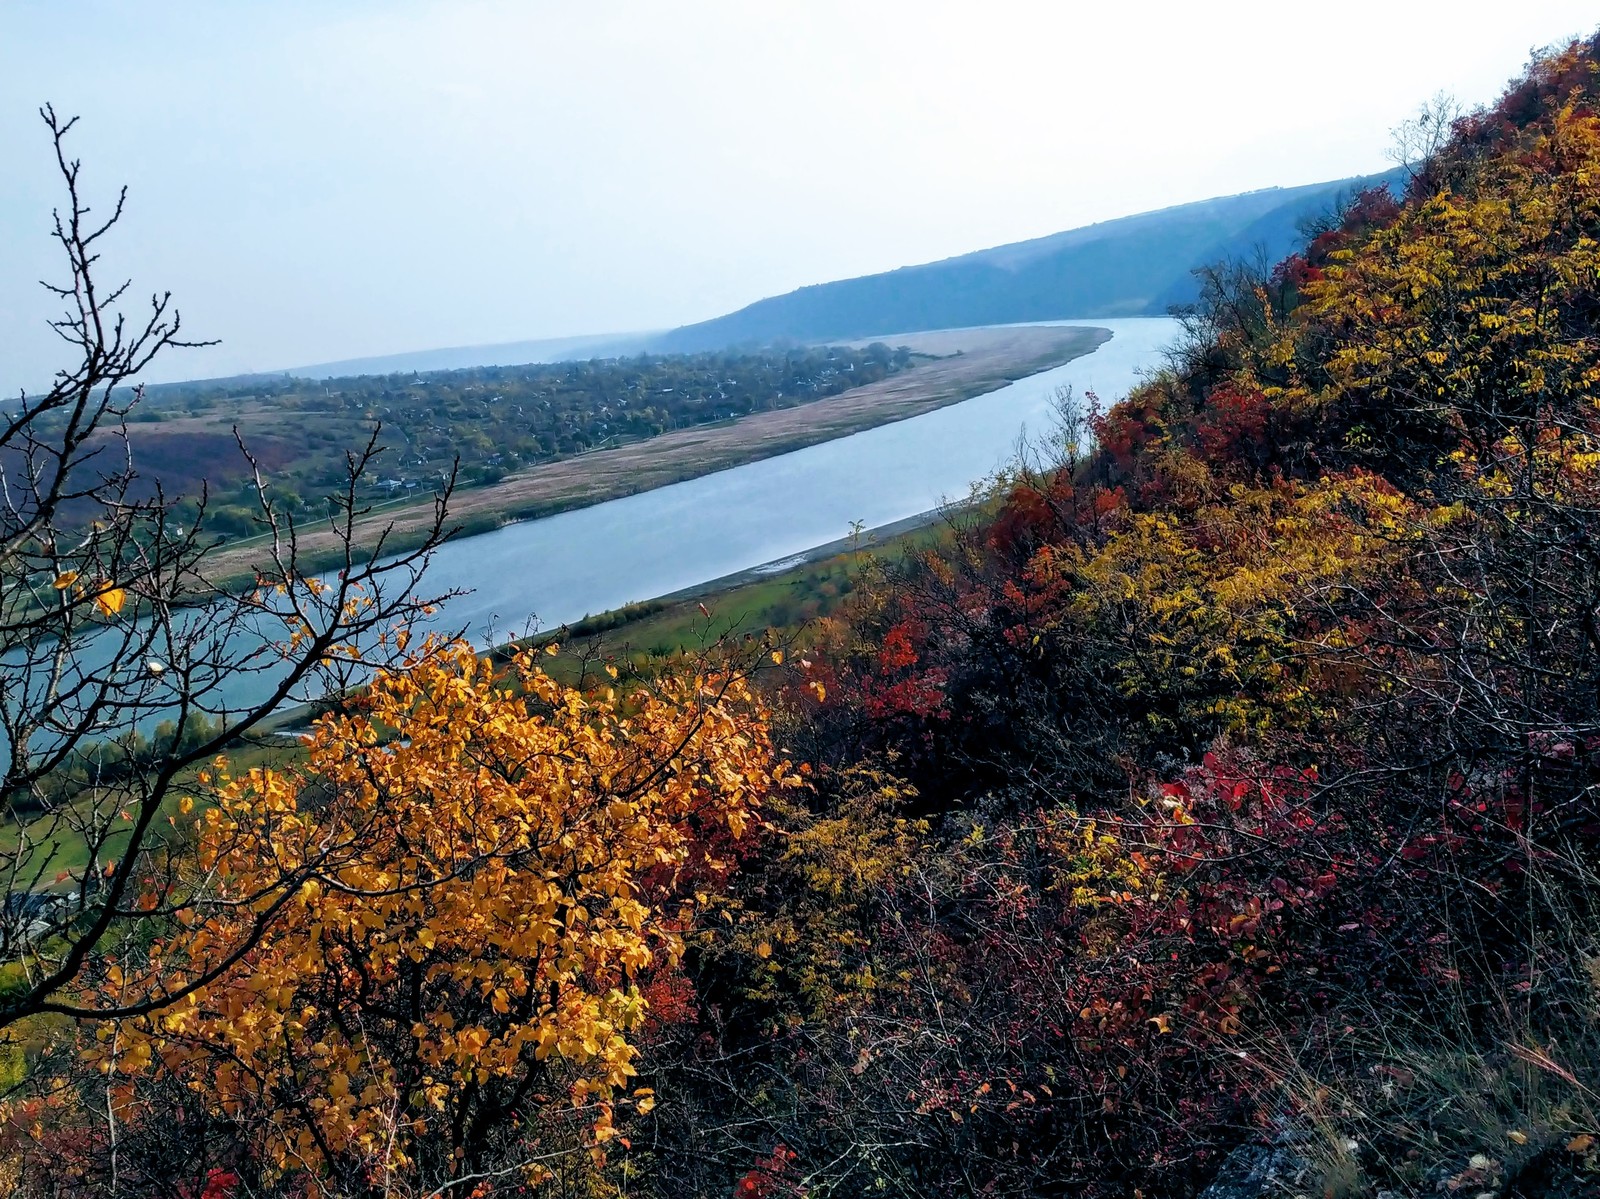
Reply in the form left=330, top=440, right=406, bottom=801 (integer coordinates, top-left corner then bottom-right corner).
left=655, top=168, right=1403, bottom=351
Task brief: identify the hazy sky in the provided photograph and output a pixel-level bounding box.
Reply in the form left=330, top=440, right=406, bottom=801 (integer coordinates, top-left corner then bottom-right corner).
left=3, top=1, right=1597, bottom=387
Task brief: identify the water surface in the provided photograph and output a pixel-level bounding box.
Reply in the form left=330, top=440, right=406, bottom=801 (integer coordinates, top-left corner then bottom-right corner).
left=423, top=316, right=1180, bottom=642
left=7, top=318, right=1181, bottom=733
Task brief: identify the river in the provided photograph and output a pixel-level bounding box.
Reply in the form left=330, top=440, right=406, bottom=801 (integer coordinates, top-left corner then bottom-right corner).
left=418, top=316, right=1180, bottom=643
left=5, top=317, right=1181, bottom=734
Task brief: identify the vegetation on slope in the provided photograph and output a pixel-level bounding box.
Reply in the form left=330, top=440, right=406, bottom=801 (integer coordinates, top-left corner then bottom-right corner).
left=635, top=35, right=1600, bottom=1198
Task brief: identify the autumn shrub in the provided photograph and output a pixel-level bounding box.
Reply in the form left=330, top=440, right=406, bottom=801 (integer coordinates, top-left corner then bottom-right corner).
left=631, top=32, right=1600, bottom=1199
left=642, top=770, right=1217, bottom=1198
left=2, top=641, right=791, bottom=1198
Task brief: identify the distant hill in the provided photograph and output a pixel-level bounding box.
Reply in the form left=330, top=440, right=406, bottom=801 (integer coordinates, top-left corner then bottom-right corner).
left=286, top=331, right=658, bottom=379
left=653, top=169, right=1405, bottom=352
left=221, top=170, right=1408, bottom=383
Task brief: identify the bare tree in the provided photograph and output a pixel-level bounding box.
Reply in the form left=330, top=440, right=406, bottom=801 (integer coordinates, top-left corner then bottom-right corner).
left=1389, top=91, right=1464, bottom=183
left=0, top=107, right=457, bottom=1027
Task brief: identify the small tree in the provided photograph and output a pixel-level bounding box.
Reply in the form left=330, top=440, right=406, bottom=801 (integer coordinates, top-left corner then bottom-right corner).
left=66, top=642, right=787, bottom=1197
left=0, top=107, right=455, bottom=1027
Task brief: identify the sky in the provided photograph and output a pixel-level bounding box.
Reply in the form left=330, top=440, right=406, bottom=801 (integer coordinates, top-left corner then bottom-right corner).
left=2, top=1, right=1597, bottom=388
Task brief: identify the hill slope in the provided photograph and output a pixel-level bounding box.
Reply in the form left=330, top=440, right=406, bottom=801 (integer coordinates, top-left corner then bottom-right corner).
left=656, top=168, right=1403, bottom=351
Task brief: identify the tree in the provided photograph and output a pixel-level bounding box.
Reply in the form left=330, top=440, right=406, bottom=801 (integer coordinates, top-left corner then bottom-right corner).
left=1387, top=90, right=1463, bottom=183
left=62, top=641, right=790, bottom=1197
left=0, top=108, right=455, bottom=1028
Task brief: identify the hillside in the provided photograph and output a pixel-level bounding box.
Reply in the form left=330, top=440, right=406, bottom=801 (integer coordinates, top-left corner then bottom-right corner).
left=656, top=37, right=1600, bottom=1198
left=200, top=173, right=1402, bottom=383
left=655, top=168, right=1403, bottom=351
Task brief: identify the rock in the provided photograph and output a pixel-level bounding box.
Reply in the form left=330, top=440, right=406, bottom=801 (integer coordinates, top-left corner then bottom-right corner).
left=1197, top=1131, right=1315, bottom=1199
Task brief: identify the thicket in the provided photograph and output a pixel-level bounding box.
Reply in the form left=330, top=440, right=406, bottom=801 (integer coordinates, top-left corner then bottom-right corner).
left=617, top=33, right=1600, bottom=1198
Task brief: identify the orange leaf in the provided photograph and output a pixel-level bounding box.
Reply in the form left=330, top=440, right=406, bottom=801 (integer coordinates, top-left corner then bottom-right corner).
left=95, top=586, right=127, bottom=617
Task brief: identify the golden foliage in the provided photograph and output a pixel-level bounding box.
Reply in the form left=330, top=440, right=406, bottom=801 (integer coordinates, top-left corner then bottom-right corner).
left=1030, top=473, right=1408, bottom=737
left=93, top=640, right=792, bottom=1190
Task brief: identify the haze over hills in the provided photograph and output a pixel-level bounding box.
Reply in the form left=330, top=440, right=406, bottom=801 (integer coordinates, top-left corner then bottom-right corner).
left=652, top=168, right=1406, bottom=353
left=258, top=169, right=1404, bottom=382
left=287, top=331, right=658, bottom=380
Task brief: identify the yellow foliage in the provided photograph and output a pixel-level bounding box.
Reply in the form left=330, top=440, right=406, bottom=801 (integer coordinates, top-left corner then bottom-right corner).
left=92, top=640, right=791, bottom=1188
left=701, top=766, right=927, bottom=1024
left=1034, top=472, right=1406, bottom=737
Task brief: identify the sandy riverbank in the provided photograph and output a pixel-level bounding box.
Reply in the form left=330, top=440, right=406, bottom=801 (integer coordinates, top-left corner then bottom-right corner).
left=204, top=324, right=1107, bottom=580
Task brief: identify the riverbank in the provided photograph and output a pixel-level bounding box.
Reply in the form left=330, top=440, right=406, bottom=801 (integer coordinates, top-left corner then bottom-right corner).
left=256, top=502, right=965, bottom=735
left=201, top=324, right=1107, bottom=583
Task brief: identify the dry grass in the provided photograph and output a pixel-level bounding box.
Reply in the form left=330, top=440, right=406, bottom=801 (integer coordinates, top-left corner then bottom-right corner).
left=1240, top=864, right=1600, bottom=1198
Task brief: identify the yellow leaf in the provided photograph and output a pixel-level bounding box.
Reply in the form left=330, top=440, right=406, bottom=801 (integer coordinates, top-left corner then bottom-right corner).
left=1508, top=1130, right=1528, bottom=1145
left=770, top=649, right=783, bottom=665
left=755, top=941, right=772, bottom=959
left=1148, top=1013, right=1172, bottom=1034
left=1568, top=1134, right=1595, bottom=1153
left=52, top=570, right=79, bottom=591
left=85, top=637, right=778, bottom=1159
left=95, top=586, right=127, bottom=617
